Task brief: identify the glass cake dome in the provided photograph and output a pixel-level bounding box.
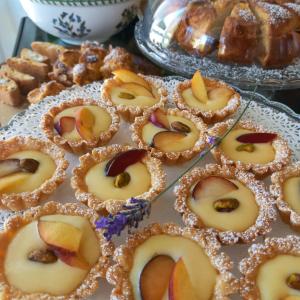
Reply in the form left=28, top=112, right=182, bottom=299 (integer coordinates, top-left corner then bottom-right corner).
left=135, top=0, right=300, bottom=89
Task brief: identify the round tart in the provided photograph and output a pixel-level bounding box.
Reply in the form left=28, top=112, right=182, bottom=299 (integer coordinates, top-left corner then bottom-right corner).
left=131, top=107, right=207, bottom=164
left=71, top=144, right=166, bottom=214
left=173, top=70, right=240, bottom=124
left=101, top=69, right=168, bottom=122
left=209, top=119, right=291, bottom=178
left=106, top=223, right=237, bottom=300
left=0, top=201, right=113, bottom=299
left=239, top=235, right=300, bottom=300
left=174, top=164, right=276, bottom=245
left=0, top=136, right=68, bottom=211
left=41, top=98, right=120, bottom=154
left=270, top=162, right=300, bottom=232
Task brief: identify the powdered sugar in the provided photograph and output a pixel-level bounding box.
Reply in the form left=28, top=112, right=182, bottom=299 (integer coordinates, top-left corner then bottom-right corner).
left=257, top=2, right=292, bottom=24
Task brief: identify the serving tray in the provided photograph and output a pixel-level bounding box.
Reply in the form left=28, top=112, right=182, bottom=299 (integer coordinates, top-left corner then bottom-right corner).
left=0, top=77, right=299, bottom=299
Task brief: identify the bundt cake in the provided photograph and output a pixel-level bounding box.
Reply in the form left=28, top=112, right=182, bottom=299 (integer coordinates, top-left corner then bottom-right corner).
left=174, top=0, right=300, bottom=68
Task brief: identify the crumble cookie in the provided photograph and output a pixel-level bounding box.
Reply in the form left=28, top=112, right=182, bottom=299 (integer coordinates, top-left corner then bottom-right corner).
left=131, top=107, right=207, bottom=164
left=209, top=119, right=291, bottom=178
left=270, top=161, right=300, bottom=232
left=106, top=223, right=237, bottom=300
left=0, top=136, right=68, bottom=211
left=0, top=201, right=113, bottom=299
left=173, top=70, right=240, bottom=124
left=101, top=69, right=167, bottom=122
left=174, top=164, right=276, bottom=245
left=71, top=144, right=166, bottom=214
left=41, top=98, right=120, bottom=154
left=239, top=235, right=300, bottom=300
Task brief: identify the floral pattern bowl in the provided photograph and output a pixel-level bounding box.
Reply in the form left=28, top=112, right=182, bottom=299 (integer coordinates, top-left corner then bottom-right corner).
left=20, top=0, right=140, bottom=44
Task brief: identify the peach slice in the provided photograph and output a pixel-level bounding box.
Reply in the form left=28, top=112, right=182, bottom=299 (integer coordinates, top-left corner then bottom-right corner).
left=120, top=83, right=153, bottom=98
left=75, top=107, right=95, bottom=141
left=168, top=258, right=197, bottom=300
left=236, top=133, right=277, bottom=144
left=112, top=69, right=151, bottom=91
left=105, top=149, right=147, bottom=177
left=191, top=70, right=208, bottom=104
left=192, top=176, right=238, bottom=201
left=38, top=220, right=83, bottom=253
left=149, top=108, right=170, bottom=129
left=151, top=131, right=186, bottom=152
left=54, top=116, right=75, bottom=136
left=140, top=255, right=175, bottom=300
left=0, top=173, right=30, bottom=193
left=0, top=158, right=39, bottom=178
left=51, top=248, right=90, bottom=270
left=208, top=87, right=233, bottom=102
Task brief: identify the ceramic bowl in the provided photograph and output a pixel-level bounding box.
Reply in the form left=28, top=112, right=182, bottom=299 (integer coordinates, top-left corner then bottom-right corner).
left=20, top=0, right=141, bottom=44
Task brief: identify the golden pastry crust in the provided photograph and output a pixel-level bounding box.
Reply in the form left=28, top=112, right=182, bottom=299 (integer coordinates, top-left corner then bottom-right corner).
left=209, top=119, right=291, bottom=178
left=0, top=136, right=68, bottom=211
left=106, top=223, right=238, bottom=300
left=41, top=98, right=120, bottom=154
left=71, top=144, right=166, bottom=214
left=270, top=161, right=300, bottom=231
left=174, top=164, right=276, bottom=245
left=0, top=201, right=114, bottom=300
left=131, top=107, right=208, bottom=164
left=173, top=78, right=241, bottom=124
left=101, top=75, right=168, bottom=122
left=239, top=235, right=300, bottom=299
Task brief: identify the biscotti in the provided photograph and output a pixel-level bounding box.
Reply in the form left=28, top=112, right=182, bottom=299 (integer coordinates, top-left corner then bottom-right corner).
left=0, top=76, right=22, bottom=106
left=31, top=41, right=65, bottom=64
left=20, top=48, right=49, bottom=64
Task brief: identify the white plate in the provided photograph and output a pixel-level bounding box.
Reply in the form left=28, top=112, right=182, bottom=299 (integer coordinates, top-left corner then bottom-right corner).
left=0, top=77, right=299, bottom=299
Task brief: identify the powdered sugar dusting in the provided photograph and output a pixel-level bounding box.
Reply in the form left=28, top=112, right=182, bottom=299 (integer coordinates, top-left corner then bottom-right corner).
left=285, top=2, right=300, bottom=15
left=258, top=2, right=292, bottom=24
left=238, top=8, right=256, bottom=22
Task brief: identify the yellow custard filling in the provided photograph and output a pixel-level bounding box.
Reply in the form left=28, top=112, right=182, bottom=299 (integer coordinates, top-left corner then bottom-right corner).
left=284, top=176, right=300, bottom=214
left=188, top=179, right=258, bottom=231
left=142, top=115, right=199, bottom=152
left=4, top=214, right=100, bottom=296
left=257, top=255, right=300, bottom=300
left=0, top=150, right=56, bottom=194
left=182, top=87, right=233, bottom=112
left=85, top=160, right=151, bottom=201
left=220, top=129, right=275, bottom=164
left=54, top=105, right=112, bottom=141
left=109, top=85, right=158, bottom=108
left=129, top=235, right=217, bottom=300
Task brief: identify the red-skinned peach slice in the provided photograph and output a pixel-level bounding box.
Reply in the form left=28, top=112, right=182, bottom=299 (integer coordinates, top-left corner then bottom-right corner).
left=0, top=159, right=22, bottom=178
left=38, top=220, right=83, bottom=253
left=191, top=70, right=208, bottom=104
left=54, top=116, right=76, bottom=136
left=51, top=247, right=90, bottom=270
left=120, top=83, right=153, bottom=98
left=75, top=107, right=95, bottom=141
left=236, top=133, right=277, bottom=144
left=140, top=255, right=175, bottom=300
left=192, top=176, right=238, bottom=201
left=105, top=149, right=147, bottom=177
left=112, top=69, right=151, bottom=91
left=168, top=258, right=197, bottom=300
left=149, top=108, right=170, bottom=129
left=151, top=131, right=186, bottom=152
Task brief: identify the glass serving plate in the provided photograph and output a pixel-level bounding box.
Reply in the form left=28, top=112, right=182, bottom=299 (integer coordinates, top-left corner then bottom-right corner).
left=135, top=0, right=300, bottom=90
left=0, top=76, right=299, bottom=299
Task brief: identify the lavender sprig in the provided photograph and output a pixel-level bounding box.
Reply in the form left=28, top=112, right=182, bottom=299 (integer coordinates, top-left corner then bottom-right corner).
left=95, top=198, right=151, bottom=241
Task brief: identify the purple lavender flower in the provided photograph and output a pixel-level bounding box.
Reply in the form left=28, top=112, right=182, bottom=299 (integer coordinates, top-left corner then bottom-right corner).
left=95, top=198, right=151, bottom=240
left=207, top=135, right=217, bottom=145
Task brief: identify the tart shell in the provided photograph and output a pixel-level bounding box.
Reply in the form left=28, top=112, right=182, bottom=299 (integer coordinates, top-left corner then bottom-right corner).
left=209, top=119, right=291, bottom=179
left=0, top=136, right=68, bottom=211
left=130, top=107, right=208, bottom=165
left=270, top=161, right=300, bottom=232
left=239, top=235, right=300, bottom=299
left=0, top=201, right=114, bottom=300
left=41, top=98, right=120, bottom=154
left=173, top=78, right=240, bottom=124
left=101, top=75, right=168, bottom=122
left=174, top=164, right=276, bottom=245
left=106, top=223, right=237, bottom=300
left=71, top=144, right=166, bottom=214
